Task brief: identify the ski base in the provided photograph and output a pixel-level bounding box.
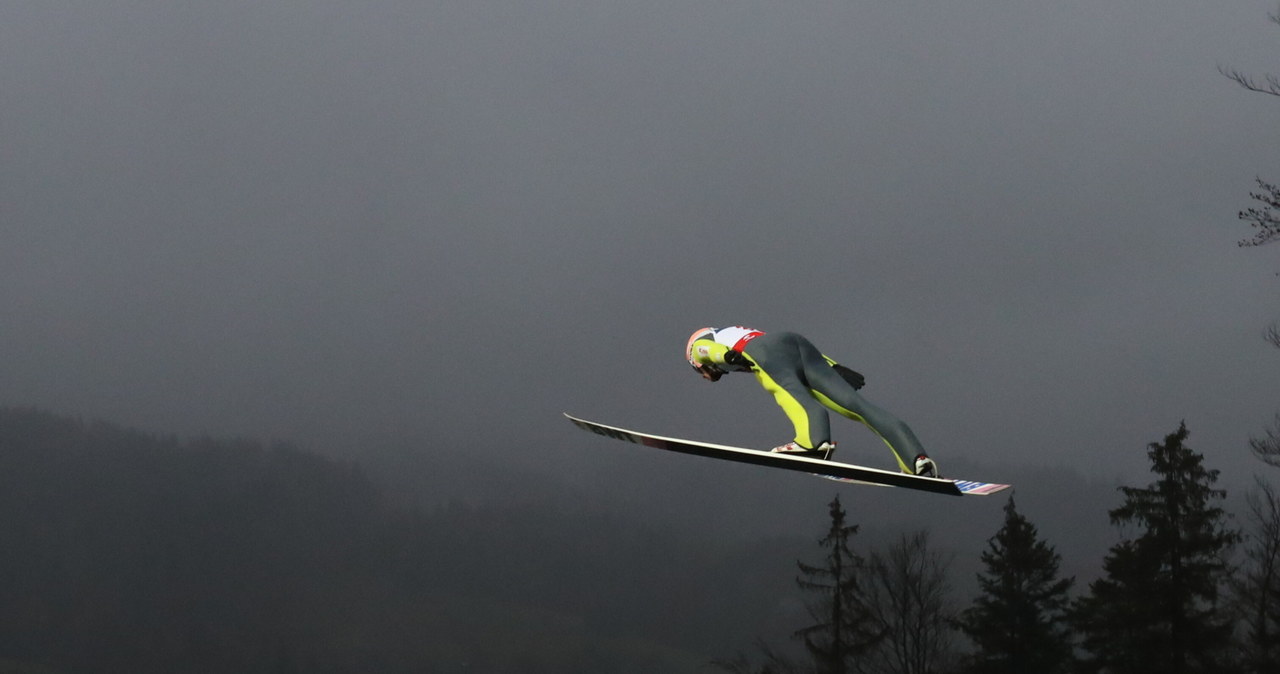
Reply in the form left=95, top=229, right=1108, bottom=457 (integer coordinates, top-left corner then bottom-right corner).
left=565, top=413, right=1010, bottom=497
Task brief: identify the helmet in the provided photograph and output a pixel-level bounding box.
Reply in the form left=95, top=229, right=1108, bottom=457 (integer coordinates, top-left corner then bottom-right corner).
left=686, top=327, right=725, bottom=380
left=685, top=327, right=716, bottom=369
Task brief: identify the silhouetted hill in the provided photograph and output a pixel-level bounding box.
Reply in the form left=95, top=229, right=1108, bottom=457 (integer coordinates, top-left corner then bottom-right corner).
left=0, top=408, right=800, bottom=673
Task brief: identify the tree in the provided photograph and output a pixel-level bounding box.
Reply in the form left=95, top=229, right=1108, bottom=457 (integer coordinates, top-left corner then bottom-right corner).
left=1220, top=8, right=1280, bottom=99
left=860, top=531, right=955, bottom=674
left=954, top=495, right=1074, bottom=674
left=1236, top=178, right=1280, bottom=249
left=1071, top=422, right=1240, bottom=674
left=1225, top=30, right=1280, bottom=656
left=793, top=496, right=884, bottom=674
left=1221, top=9, right=1280, bottom=249
left=1251, top=414, right=1280, bottom=466
left=1236, top=478, right=1280, bottom=673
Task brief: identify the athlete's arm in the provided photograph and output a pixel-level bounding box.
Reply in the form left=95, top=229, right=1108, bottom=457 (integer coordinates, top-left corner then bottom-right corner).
left=828, top=362, right=865, bottom=390
left=689, top=338, right=735, bottom=367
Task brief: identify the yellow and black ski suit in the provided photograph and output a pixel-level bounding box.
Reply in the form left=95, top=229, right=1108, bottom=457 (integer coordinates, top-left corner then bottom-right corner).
left=688, top=327, right=928, bottom=473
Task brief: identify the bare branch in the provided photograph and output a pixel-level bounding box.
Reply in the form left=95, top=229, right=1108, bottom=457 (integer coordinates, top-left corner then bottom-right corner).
left=1252, top=414, right=1280, bottom=467
left=1221, top=64, right=1280, bottom=97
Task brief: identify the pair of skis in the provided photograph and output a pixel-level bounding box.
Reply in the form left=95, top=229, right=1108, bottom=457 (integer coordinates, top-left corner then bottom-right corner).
left=565, top=413, right=1009, bottom=497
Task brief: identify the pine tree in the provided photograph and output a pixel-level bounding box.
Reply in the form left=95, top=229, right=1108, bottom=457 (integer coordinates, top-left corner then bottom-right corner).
left=955, top=495, right=1074, bottom=674
left=794, top=496, right=884, bottom=674
left=1071, top=422, right=1240, bottom=674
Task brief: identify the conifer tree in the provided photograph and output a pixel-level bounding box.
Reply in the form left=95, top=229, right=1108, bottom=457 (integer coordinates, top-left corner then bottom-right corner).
left=1071, top=422, right=1240, bottom=674
left=794, top=495, right=884, bottom=674
left=955, top=495, right=1074, bottom=674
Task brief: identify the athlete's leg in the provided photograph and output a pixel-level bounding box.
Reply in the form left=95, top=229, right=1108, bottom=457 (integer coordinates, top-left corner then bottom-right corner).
left=794, top=337, right=927, bottom=472
left=744, top=333, right=832, bottom=448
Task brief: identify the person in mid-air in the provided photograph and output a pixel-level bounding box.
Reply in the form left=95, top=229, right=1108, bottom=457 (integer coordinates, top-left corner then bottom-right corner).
left=686, top=326, right=939, bottom=477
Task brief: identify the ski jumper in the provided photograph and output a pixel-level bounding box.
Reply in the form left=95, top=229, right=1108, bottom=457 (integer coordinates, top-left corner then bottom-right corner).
left=688, top=327, right=928, bottom=473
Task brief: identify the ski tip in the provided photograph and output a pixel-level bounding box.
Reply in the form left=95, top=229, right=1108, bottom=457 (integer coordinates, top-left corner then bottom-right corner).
left=954, top=481, right=1013, bottom=496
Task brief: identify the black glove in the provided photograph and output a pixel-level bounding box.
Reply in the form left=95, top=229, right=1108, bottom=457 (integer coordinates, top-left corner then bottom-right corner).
left=723, top=349, right=752, bottom=369
left=833, top=363, right=865, bottom=390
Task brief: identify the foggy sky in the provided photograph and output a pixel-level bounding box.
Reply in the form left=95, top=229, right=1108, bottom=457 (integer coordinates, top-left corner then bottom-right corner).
left=3, top=0, right=1279, bottom=537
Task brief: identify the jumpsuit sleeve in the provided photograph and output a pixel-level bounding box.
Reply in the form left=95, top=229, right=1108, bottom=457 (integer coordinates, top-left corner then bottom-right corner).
left=690, top=338, right=735, bottom=367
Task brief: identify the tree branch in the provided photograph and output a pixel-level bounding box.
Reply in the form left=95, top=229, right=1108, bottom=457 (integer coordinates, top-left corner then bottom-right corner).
left=1220, top=64, right=1280, bottom=97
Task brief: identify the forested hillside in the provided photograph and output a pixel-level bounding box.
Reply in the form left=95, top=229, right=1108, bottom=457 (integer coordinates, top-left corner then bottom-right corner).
left=6, top=407, right=1263, bottom=673
left=0, top=408, right=797, bottom=673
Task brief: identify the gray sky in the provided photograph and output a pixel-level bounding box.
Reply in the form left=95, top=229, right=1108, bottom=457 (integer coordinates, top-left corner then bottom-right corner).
left=3, top=0, right=1279, bottom=530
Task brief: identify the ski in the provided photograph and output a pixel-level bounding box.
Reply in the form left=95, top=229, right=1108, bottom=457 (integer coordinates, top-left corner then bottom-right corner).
left=565, top=413, right=1010, bottom=497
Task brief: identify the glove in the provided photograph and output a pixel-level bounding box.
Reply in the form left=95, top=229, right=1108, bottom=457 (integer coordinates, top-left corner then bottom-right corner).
left=833, top=363, right=865, bottom=390
left=723, top=349, right=751, bottom=369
